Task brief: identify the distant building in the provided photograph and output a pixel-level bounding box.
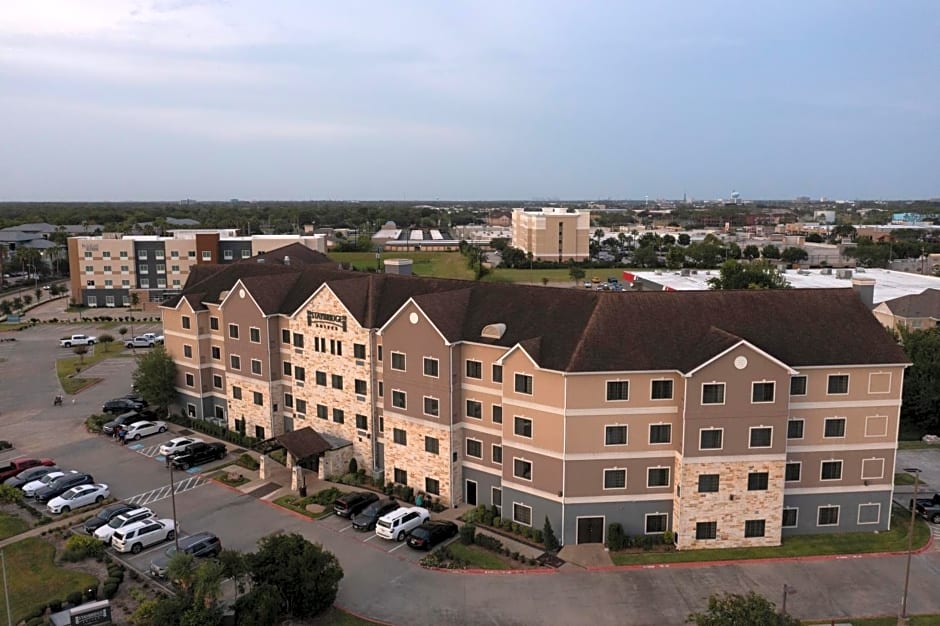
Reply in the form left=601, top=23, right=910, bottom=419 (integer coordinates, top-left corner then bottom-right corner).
left=486, top=209, right=513, bottom=227
left=873, top=288, right=940, bottom=331
left=511, top=207, right=590, bottom=262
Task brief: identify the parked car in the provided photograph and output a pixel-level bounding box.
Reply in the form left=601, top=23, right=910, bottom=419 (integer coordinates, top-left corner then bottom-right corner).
left=149, top=532, right=222, bottom=578
left=111, top=518, right=176, bottom=554
left=121, top=393, right=148, bottom=407
left=3, top=464, right=59, bottom=489
left=102, top=398, right=143, bottom=415
left=102, top=411, right=141, bottom=436
left=123, top=421, right=168, bottom=440
left=913, top=493, right=940, bottom=523
left=142, top=332, right=165, bottom=344
left=375, top=506, right=430, bottom=541
left=406, top=520, right=458, bottom=550
left=22, top=471, right=72, bottom=497
left=352, top=498, right=400, bottom=531
left=169, top=442, right=226, bottom=470
left=0, top=457, right=55, bottom=482
left=34, top=472, right=94, bottom=504
left=47, top=483, right=110, bottom=514
left=334, top=491, right=379, bottom=518
left=83, top=503, right=136, bottom=534
left=60, top=334, right=96, bottom=347
left=158, top=437, right=205, bottom=458
left=94, top=507, right=155, bottom=543
left=124, top=336, right=156, bottom=349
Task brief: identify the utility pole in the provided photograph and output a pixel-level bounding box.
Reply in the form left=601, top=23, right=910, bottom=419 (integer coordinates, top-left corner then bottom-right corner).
left=168, top=461, right=181, bottom=552
left=2, top=550, right=11, bottom=626
left=900, top=467, right=921, bottom=624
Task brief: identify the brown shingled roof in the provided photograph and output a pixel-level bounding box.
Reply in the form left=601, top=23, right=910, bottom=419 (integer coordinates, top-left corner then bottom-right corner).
left=275, top=427, right=333, bottom=461
left=883, top=289, right=940, bottom=318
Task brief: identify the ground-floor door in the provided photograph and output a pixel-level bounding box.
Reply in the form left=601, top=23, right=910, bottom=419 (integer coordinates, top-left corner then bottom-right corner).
left=466, top=480, right=477, bottom=506
left=577, top=517, right=604, bottom=544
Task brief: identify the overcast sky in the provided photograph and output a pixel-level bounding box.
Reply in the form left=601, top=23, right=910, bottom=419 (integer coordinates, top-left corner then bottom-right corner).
left=1, top=1, right=938, bottom=201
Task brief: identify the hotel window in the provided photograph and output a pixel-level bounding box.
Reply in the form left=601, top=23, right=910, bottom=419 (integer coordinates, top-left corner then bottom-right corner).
left=249, top=327, right=261, bottom=343
left=787, top=419, right=804, bottom=439
left=645, top=514, right=668, bottom=534
left=241, top=249, right=250, bottom=258
left=87, top=281, right=96, bottom=288
left=605, top=425, right=627, bottom=446
left=181, top=316, right=191, bottom=330
left=391, top=352, right=406, bottom=371
left=331, top=374, right=343, bottom=390
left=202, top=251, right=212, bottom=261
left=513, top=459, right=532, bottom=481
left=212, top=375, right=222, bottom=389
left=188, top=250, right=195, bottom=258
left=253, top=392, right=263, bottom=406
left=157, top=279, right=166, bottom=288
left=101, top=251, right=111, bottom=258
left=353, top=343, right=366, bottom=359
left=378, top=381, right=383, bottom=397
left=701, top=383, right=725, bottom=404
left=294, top=366, right=305, bottom=382
left=284, top=392, right=293, bottom=408
left=423, top=397, right=439, bottom=417
left=211, top=346, right=221, bottom=360
left=354, top=379, right=367, bottom=395
left=695, top=522, right=717, bottom=540
left=492, top=487, right=502, bottom=510
left=156, top=264, right=165, bottom=274
left=138, top=250, right=148, bottom=260
left=377, top=345, right=383, bottom=361
left=393, top=428, right=407, bottom=445
left=827, top=374, right=849, bottom=395
left=84, top=251, right=92, bottom=259
left=425, top=436, right=439, bottom=454
left=790, top=376, right=807, bottom=395
left=744, top=520, right=766, bottom=538
left=651, top=379, right=673, bottom=400
left=423, top=357, right=439, bottom=377
left=606, top=381, right=629, bottom=401
left=171, top=251, right=179, bottom=259
left=604, top=469, right=627, bottom=489
left=139, top=279, right=148, bottom=288
left=228, top=324, right=239, bottom=339
left=316, top=371, right=326, bottom=386
left=120, top=251, right=128, bottom=259
left=821, top=460, right=843, bottom=481
left=747, top=472, right=769, bottom=491
left=230, top=355, right=241, bottom=370
left=514, top=373, right=533, bottom=395
left=749, top=427, right=772, bottom=448
left=251, top=359, right=262, bottom=375
left=138, top=264, right=148, bottom=274
left=466, top=439, right=483, bottom=459
left=223, top=250, right=233, bottom=260
left=394, top=468, right=407, bottom=485
left=824, top=417, right=846, bottom=438
left=330, top=339, right=342, bottom=356
left=332, top=408, right=344, bottom=424
left=492, top=405, right=503, bottom=424
left=84, top=265, right=93, bottom=274
left=281, top=329, right=290, bottom=344
left=232, top=386, right=242, bottom=400
left=514, top=416, right=532, bottom=438
left=698, top=474, right=720, bottom=493
left=425, top=478, right=440, bottom=496
left=492, top=364, right=503, bottom=382
left=283, top=361, right=292, bottom=376
left=752, top=381, right=775, bottom=403
left=699, top=428, right=723, bottom=450
left=466, top=400, right=482, bottom=419
left=818, top=506, right=839, bottom=526
left=296, top=399, right=307, bottom=414
left=185, top=373, right=194, bottom=387
left=317, top=404, right=328, bottom=419
left=466, top=360, right=482, bottom=379
left=104, top=281, right=113, bottom=288
left=512, top=503, right=532, bottom=526
left=647, top=467, right=670, bottom=487
left=183, top=345, right=193, bottom=358
left=103, top=265, right=112, bottom=273
left=391, top=390, right=406, bottom=409
left=209, top=317, right=219, bottom=331
left=292, top=332, right=303, bottom=348
left=785, top=462, right=801, bottom=482
left=649, top=424, right=671, bottom=444
left=155, top=250, right=164, bottom=259
left=782, top=508, right=798, bottom=528
left=355, top=414, right=368, bottom=430
left=492, top=445, right=502, bottom=464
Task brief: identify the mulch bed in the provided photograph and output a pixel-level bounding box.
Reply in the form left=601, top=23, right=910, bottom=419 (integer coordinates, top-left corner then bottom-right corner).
left=536, top=553, right=565, bottom=568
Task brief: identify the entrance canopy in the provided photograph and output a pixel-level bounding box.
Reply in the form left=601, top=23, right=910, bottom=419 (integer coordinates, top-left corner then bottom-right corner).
left=272, top=427, right=333, bottom=463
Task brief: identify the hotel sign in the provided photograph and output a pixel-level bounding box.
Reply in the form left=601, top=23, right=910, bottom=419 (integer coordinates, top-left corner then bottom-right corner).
left=307, top=311, right=347, bottom=332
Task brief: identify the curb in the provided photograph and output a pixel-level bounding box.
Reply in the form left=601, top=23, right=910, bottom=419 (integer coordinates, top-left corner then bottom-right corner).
left=421, top=564, right=557, bottom=575
left=333, top=605, right=397, bottom=626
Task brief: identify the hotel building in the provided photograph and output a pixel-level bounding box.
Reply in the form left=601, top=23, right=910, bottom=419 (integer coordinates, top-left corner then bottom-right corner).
left=67, top=230, right=327, bottom=310
left=162, top=244, right=907, bottom=549
left=511, top=207, right=591, bottom=262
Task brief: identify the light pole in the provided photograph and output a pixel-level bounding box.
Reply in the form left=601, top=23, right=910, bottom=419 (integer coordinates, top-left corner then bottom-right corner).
left=2, top=550, right=11, bottom=626
left=900, top=466, right=921, bottom=624
left=167, top=459, right=181, bottom=552
left=781, top=584, right=796, bottom=624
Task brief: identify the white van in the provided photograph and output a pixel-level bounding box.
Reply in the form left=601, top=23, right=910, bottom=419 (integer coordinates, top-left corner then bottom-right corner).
left=375, top=506, right=429, bottom=541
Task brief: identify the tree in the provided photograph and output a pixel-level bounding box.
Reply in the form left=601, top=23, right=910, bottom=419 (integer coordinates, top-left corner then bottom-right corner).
left=780, top=247, right=809, bottom=265
left=132, top=344, right=178, bottom=416
left=35, top=288, right=42, bottom=303
left=805, top=233, right=824, bottom=243
left=246, top=533, right=343, bottom=620
left=677, top=233, right=691, bottom=246
left=687, top=591, right=800, bottom=626
left=543, top=516, right=559, bottom=553
left=166, top=552, right=198, bottom=596
left=11, top=297, right=22, bottom=311
left=742, top=245, right=761, bottom=260
left=666, top=246, right=686, bottom=269
left=218, top=549, right=249, bottom=599
left=569, top=267, right=586, bottom=284
left=72, top=345, right=89, bottom=366
left=540, top=277, right=549, bottom=286
left=234, top=584, right=285, bottom=626
left=708, top=260, right=790, bottom=290
left=130, top=292, right=140, bottom=308
left=98, top=333, right=115, bottom=352
left=118, top=326, right=128, bottom=341
left=632, top=246, right=659, bottom=268
left=489, top=237, right=509, bottom=252
left=760, top=244, right=780, bottom=260
left=899, top=326, right=940, bottom=434
left=22, top=294, right=32, bottom=307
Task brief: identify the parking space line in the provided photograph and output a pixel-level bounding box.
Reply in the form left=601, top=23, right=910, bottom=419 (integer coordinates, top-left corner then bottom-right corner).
left=387, top=542, right=408, bottom=553
left=125, top=476, right=207, bottom=507
left=363, top=534, right=378, bottom=542
left=338, top=524, right=352, bottom=533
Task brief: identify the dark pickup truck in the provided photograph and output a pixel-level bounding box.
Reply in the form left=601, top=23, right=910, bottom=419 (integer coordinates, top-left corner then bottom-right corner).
left=169, top=442, right=226, bottom=470
left=913, top=493, right=940, bottom=523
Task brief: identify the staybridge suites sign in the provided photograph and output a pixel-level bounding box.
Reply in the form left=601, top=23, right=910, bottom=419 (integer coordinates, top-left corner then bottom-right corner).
left=307, top=311, right=347, bottom=332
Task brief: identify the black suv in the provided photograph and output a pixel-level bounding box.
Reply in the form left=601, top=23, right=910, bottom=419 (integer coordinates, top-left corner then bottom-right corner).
left=34, top=472, right=94, bottom=503
left=406, top=520, right=458, bottom=550
left=83, top=503, right=135, bottom=533
left=169, top=443, right=227, bottom=470
left=102, top=398, right=144, bottom=415
left=334, top=491, right=379, bottom=518
left=149, top=532, right=222, bottom=577
left=351, top=497, right=399, bottom=531
left=102, top=411, right=140, bottom=436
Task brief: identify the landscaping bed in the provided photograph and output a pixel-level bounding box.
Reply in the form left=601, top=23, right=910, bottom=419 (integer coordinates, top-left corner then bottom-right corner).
left=420, top=525, right=542, bottom=571
left=211, top=469, right=250, bottom=487
left=274, top=488, right=346, bottom=520
left=460, top=504, right=547, bottom=550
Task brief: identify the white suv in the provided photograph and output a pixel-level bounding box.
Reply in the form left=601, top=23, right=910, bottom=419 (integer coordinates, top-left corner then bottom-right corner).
left=375, top=506, right=430, bottom=541
left=93, top=507, right=154, bottom=544
left=111, top=518, right=176, bottom=554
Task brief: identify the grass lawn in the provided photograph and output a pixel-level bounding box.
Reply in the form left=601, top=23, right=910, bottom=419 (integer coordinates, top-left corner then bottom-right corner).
left=55, top=342, right=129, bottom=394
left=611, top=507, right=929, bottom=566
left=446, top=542, right=510, bottom=570
left=899, top=440, right=939, bottom=450
left=0, top=537, right=97, bottom=625
left=0, top=512, right=28, bottom=541
left=483, top=268, right=582, bottom=284
left=330, top=252, right=475, bottom=280
left=896, top=472, right=918, bottom=485
left=828, top=617, right=940, bottom=625
left=308, top=606, right=387, bottom=626
left=272, top=494, right=321, bottom=519
left=211, top=470, right=249, bottom=487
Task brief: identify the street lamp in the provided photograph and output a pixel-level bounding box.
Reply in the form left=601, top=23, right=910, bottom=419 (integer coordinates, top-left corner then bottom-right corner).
left=781, top=584, right=797, bottom=624
left=166, top=458, right=181, bottom=553
left=899, top=466, right=921, bottom=624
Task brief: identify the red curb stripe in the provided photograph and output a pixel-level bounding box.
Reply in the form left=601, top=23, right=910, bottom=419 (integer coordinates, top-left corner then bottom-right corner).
left=421, top=565, right=557, bottom=575
left=333, top=604, right=397, bottom=626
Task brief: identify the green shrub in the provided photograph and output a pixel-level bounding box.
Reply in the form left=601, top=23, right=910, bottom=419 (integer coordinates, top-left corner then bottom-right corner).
left=543, top=516, right=560, bottom=553
left=48, top=599, right=62, bottom=612
left=492, top=516, right=502, bottom=528
left=25, top=604, right=45, bottom=620
left=103, top=582, right=119, bottom=599
left=237, top=453, right=259, bottom=470
left=532, top=529, right=544, bottom=544
left=0, top=484, right=23, bottom=504
left=66, top=590, right=83, bottom=606
left=310, top=487, right=342, bottom=506
left=84, top=414, right=111, bottom=433
left=662, top=529, right=675, bottom=545
left=62, top=533, right=106, bottom=562
left=459, top=524, right=476, bottom=545
left=474, top=534, right=503, bottom=552
left=607, top=522, right=624, bottom=551
left=25, top=617, right=45, bottom=626
left=401, top=486, right=414, bottom=503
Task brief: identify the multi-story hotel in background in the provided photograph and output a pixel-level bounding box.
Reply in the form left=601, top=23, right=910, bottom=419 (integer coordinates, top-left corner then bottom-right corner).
left=510, top=207, right=591, bottom=262
left=161, top=244, right=906, bottom=549
left=67, top=230, right=327, bottom=310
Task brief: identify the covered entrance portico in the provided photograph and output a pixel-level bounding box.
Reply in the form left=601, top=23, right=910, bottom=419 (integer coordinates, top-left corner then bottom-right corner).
left=257, top=426, right=354, bottom=492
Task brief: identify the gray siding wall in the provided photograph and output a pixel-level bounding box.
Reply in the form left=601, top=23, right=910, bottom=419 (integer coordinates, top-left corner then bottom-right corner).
left=219, top=241, right=252, bottom=263
left=83, top=288, right=129, bottom=307
left=462, top=467, right=501, bottom=509
left=563, top=499, right=674, bottom=546
left=134, top=241, right=167, bottom=289
left=500, top=486, right=562, bottom=542
left=782, top=490, right=892, bottom=535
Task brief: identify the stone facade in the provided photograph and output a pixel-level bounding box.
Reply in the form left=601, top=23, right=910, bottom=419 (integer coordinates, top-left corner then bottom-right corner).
left=382, top=413, right=454, bottom=502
